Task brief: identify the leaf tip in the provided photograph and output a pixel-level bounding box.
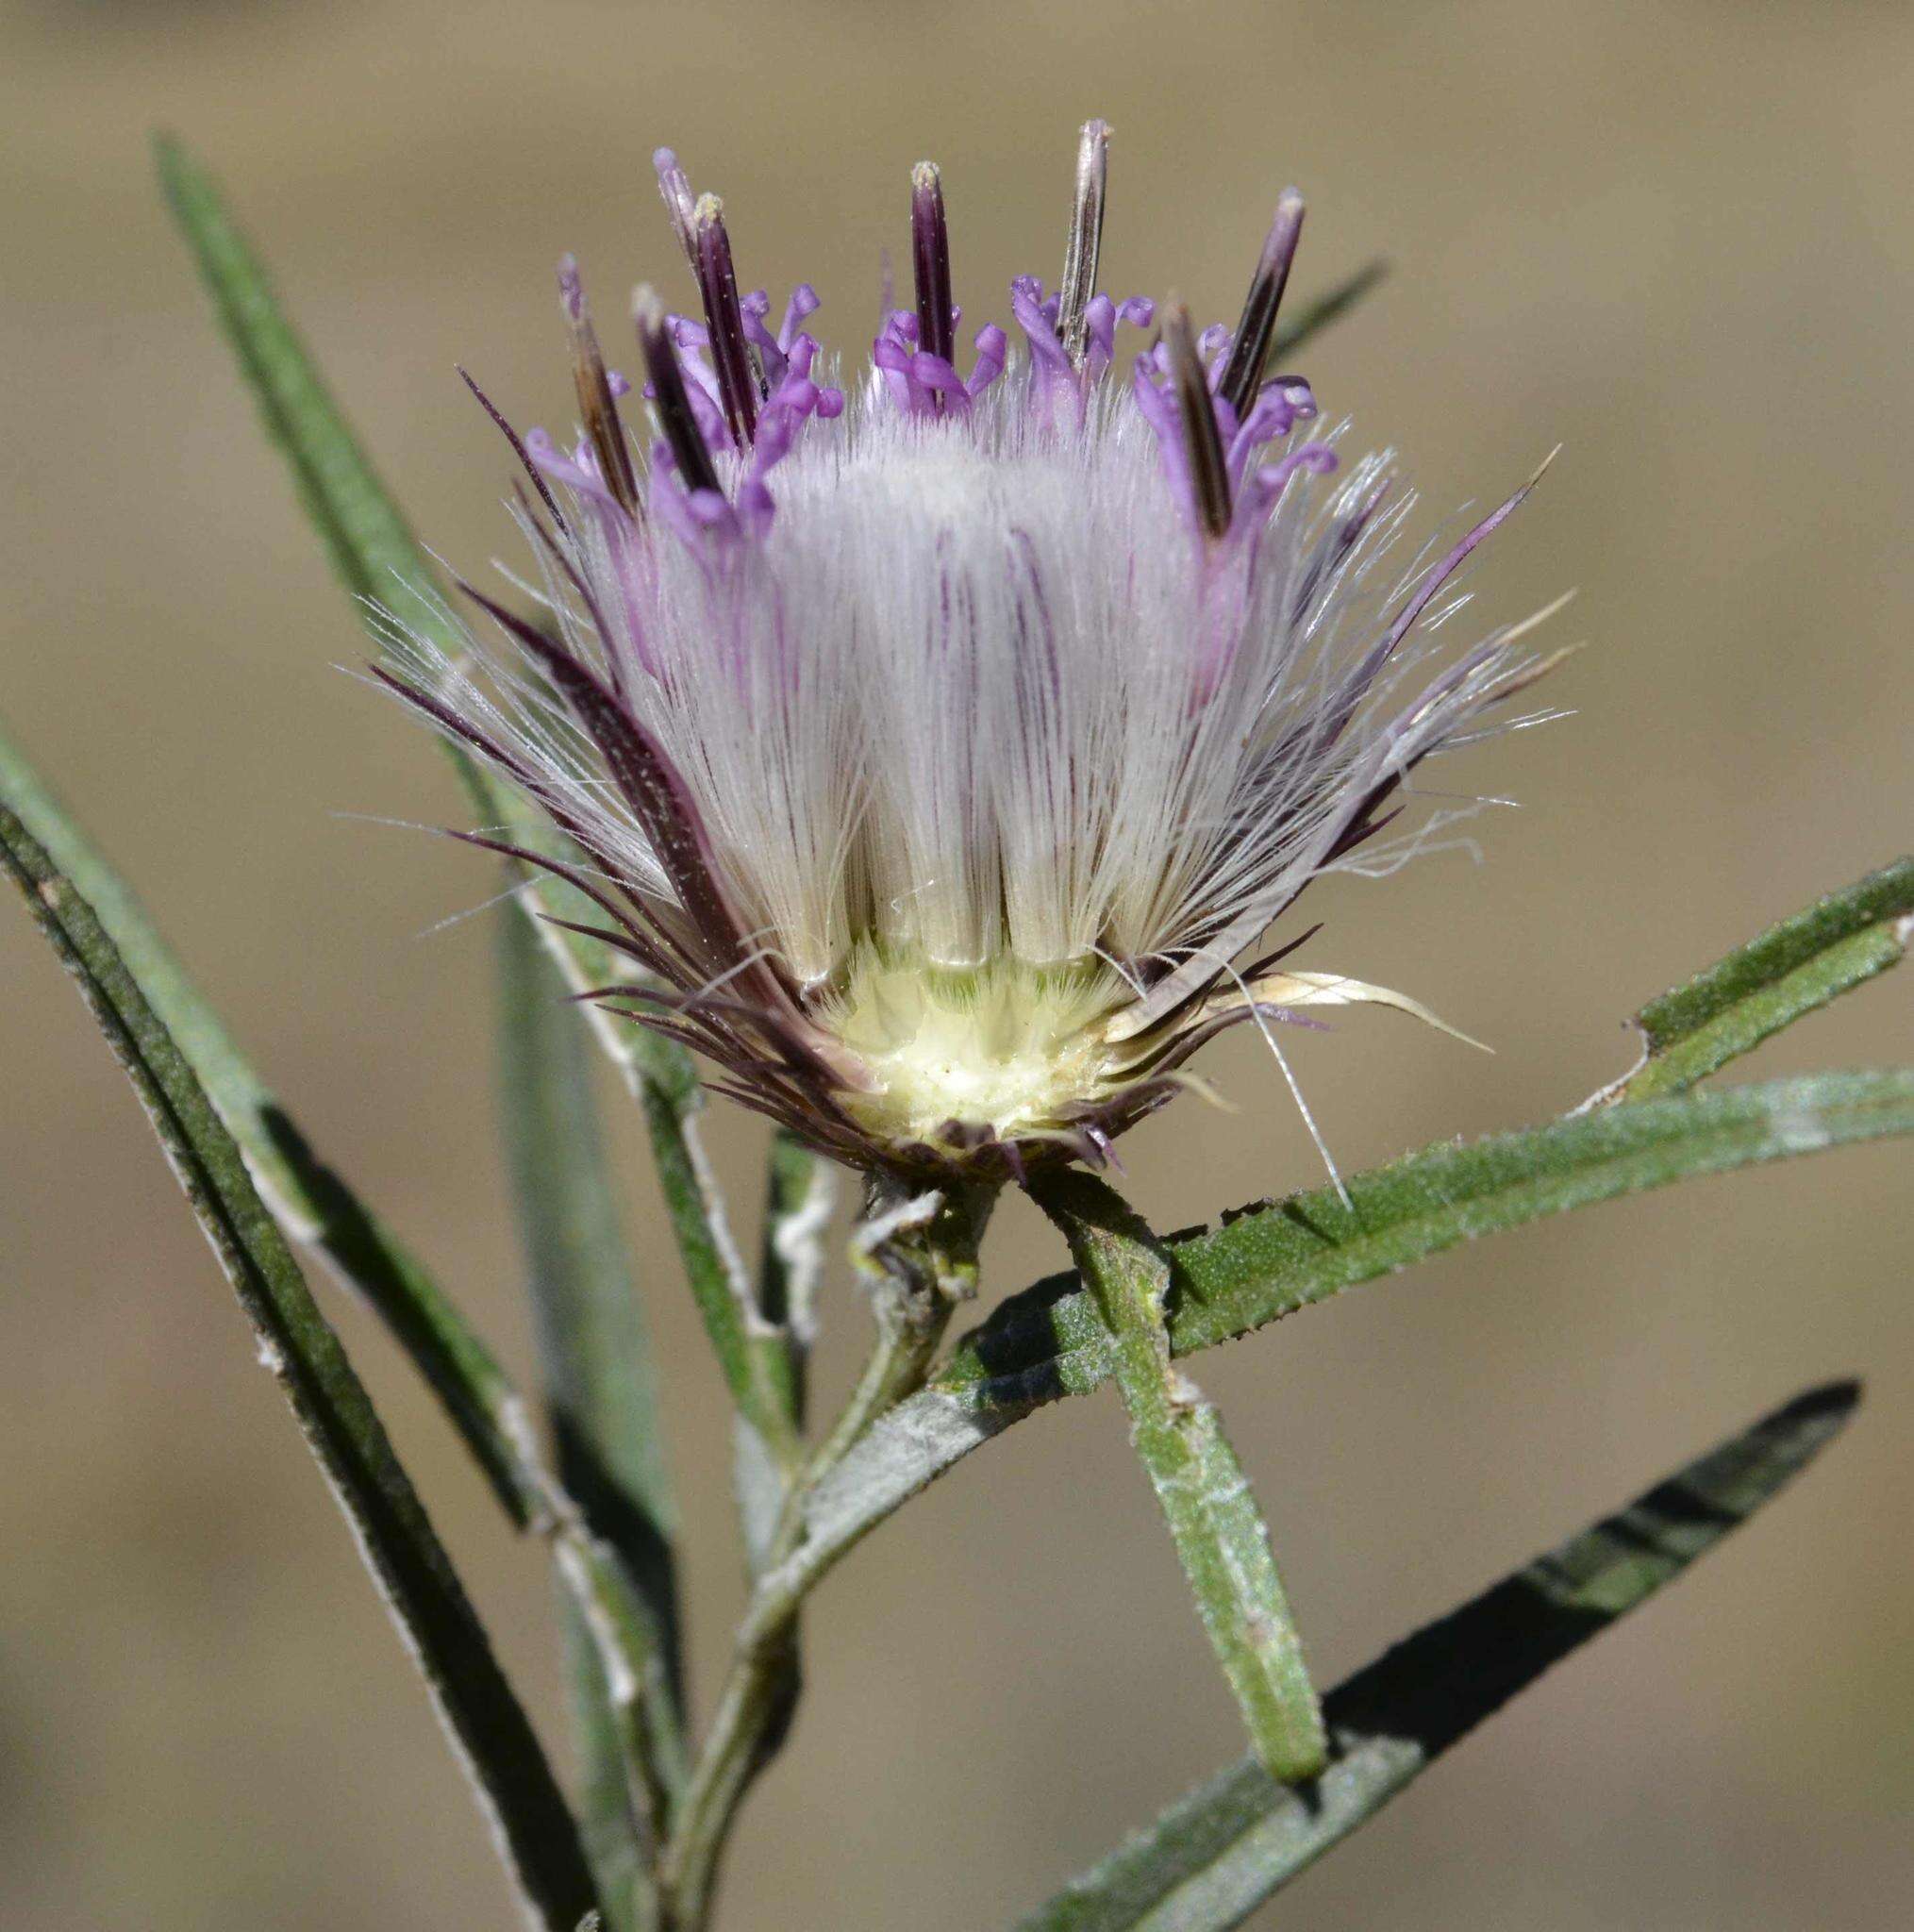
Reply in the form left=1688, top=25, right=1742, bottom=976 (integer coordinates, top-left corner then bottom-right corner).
left=1773, top=1376, right=1863, bottom=1433
left=150, top=127, right=190, bottom=188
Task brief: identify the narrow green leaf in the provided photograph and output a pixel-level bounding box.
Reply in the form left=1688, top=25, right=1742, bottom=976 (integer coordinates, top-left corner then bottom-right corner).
left=772, top=1072, right=1914, bottom=1610
left=155, top=132, right=434, bottom=626
left=154, top=130, right=624, bottom=1024
left=1270, top=258, right=1389, bottom=362
left=0, top=718, right=541, bottom=1528
left=552, top=1529, right=683, bottom=1930
left=948, top=1069, right=1914, bottom=1403
left=1614, top=858, right=1914, bottom=1103
left=1, top=800, right=598, bottom=1931
left=1015, top=1378, right=1859, bottom=1931
left=498, top=907, right=686, bottom=1916
left=639, top=1064, right=794, bottom=1457
left=558, top=1633, right=650, bottom=1932
left=4, top=717, right=682, bottom=1923
left=157, top=132, right=773, bottom=1466
left=1034, top=1174, right=1324, bottom=1782
left=153, top=129, right=655, bottom=1157
left=497, top=904, right=677, bottom=1637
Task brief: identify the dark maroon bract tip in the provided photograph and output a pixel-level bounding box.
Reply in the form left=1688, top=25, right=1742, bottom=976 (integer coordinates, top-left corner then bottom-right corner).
left=1217, top=191, right=1307, bottom=421
left=910, top=161, right=957, bottom=375
left=691, top=195, right=760, bottom=449
left=633, top=284, right=724, bottom=497
left=1164, top=301, right=1232, bottom=539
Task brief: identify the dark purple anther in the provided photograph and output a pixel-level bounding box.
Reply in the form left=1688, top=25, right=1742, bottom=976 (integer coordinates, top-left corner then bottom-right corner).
left=910, top=161, right=957, bottom=372
left=1057, top=119, right=1109, bottom=370
left=558, top=256, right=641, bottom=517
left=634, top=284, right=724, bottom=497
left=1165, top=300, right=1232, bottom=539
left=1216, top=190, right=1306, bottom=421
left=692, top=193, right=760, bottom=449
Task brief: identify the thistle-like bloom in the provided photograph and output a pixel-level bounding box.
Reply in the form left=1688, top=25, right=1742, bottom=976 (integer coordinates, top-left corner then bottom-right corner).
left=381, top=123, right=1562, bottom=1184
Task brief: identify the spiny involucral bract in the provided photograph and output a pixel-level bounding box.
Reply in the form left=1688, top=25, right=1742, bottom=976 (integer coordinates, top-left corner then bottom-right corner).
left=378, top=122, right=1566, bottom=1185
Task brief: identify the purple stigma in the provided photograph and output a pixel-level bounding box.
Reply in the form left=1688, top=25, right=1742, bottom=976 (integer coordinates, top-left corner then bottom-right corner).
left=558, top=253, right=585, bottom=324
left=1217, top=190, right=1307, bottom=420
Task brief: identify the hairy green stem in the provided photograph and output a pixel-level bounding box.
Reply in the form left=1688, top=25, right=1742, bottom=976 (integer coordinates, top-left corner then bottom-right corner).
left=657, top=1183, right=993, bottom=1932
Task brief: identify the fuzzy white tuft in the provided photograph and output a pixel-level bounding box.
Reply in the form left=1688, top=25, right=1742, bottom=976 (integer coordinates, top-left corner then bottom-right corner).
left=379, top=192, right=1561, bottom=1179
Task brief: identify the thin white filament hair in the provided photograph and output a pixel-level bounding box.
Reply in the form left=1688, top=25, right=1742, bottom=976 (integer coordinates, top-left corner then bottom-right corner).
left=383, top=359, right=1551, bottom=1012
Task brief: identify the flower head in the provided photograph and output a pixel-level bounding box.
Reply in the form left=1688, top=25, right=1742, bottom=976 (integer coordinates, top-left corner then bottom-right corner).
left=380, top=121, right=1563, bottom=1184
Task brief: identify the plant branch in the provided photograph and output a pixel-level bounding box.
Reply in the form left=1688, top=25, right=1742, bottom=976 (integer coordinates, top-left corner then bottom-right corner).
left=1031, top=1171, right=1326, bottom=1782
left=656, top=1182, right=993, bottom=1932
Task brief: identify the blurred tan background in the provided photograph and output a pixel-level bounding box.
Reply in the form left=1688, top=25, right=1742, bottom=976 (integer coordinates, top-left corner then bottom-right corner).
left=3, top=1, right=1911, bottom=1926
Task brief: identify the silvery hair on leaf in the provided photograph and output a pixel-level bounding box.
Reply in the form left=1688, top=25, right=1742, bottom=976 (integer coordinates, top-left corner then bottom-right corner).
left=376, top=119, right=1566, bottom=1186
